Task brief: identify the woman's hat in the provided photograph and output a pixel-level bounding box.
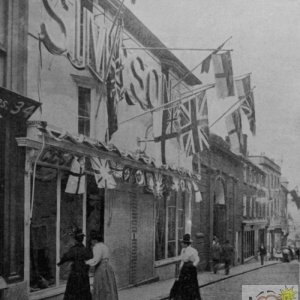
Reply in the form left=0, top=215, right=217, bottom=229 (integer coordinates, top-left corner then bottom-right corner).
left=72, top=228, right=85, bottom=238
left=181, top=233, right=193, bottom=243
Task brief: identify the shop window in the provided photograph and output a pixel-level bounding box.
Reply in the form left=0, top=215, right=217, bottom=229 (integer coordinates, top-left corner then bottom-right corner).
left=30, top=167, right=104, bottom=292
left=155, top=190, right=186, bottom=261
left=78, top=87, right=91, bottom=136
left=30, top=167, right=57, bottom=291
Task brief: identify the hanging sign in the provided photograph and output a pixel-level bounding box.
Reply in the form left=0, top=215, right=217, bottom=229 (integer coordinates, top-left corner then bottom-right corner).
left=0, top=87, right=41, bottom=120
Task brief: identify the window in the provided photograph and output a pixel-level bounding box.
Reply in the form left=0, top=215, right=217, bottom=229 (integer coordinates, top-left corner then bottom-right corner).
left=30, top=166, right=104, bottom=292
left=243, top=195, right=247, bottom=217
left=249, top=197, right=252, bottom=218
left=155, top=190, right=187, bottom=261
left=78, top=87, right=91, bottom=136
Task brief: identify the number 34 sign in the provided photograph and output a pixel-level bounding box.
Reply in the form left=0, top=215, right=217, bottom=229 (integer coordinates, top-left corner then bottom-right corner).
left=0, top=87, right=41, bottom=120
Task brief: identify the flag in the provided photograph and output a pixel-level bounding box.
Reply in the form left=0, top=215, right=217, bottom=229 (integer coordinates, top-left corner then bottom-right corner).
left=201, top=41, right=229, bottom=74
left=106, top=20, right=125, bottom=140
left=235, top=75, right=256, bottom=135
left=65, top=157, right=86, bottom=194
left=153, top=75, right=181, bottom=164
left=212, top=51, right=234, bottom=98
left=179, top=90, right=209, bottom=156
left=90, top=157, right=117, bottom=189
left=225, top=108, right=243, bottom=154
left=201, top=55, right=212, bottom=73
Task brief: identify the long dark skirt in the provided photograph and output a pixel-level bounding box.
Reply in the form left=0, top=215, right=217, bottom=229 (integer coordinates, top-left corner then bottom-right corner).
left=92, top=260, right=118, bottom=300
left=64, top=267, right=92, bottom=300
left=170, top=262, right=201, bottom=300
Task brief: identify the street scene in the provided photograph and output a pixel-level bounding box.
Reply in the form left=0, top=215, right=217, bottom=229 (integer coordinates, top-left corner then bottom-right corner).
left=1, top=0, right=300, bottom=299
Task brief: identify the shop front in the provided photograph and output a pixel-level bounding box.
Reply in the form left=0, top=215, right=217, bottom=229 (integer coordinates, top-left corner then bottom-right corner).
left=16, top=121, right=198, bottom=299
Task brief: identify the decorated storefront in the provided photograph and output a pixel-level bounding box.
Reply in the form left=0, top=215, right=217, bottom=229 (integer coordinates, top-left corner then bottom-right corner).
left=16, top=121, right=200, bottom=298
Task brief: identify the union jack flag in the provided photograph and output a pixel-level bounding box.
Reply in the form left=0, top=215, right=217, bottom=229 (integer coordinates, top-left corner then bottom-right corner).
left=90, top=157, right=116, bottom=189
left=179, top=91, right=209, bottom=156
left=235, top=75, right=256, bottom=135
left=107, top=19, right=125, bottom=140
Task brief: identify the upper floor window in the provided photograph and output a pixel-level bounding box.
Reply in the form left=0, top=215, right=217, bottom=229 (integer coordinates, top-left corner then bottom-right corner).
left=243, top=195, right=247, bottom=217
left=78, top=87, right=91, bottom=137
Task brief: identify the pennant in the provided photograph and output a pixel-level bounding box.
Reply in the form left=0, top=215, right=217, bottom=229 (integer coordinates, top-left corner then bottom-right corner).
left=225, top=108, right=243, bottom=154
left=192, top=181, right=202, bottom=203
left=212, top=51, right=234, bottom=98
left=106, top=20, right=125, bottom=140
left=201, top=55, right=212, bottom=74
left=179, top=90, right=209, bottom=156
left=235, top=75, right=256, bottom=135
left=90, top=157, right=116, bottom=189
left=65, top=157, right=86, bottom=194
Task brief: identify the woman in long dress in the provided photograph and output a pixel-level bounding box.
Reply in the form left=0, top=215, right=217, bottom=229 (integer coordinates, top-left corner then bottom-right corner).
left=57, top=228, right=92, bottom=300
left=86, top=230, right=119, bottom=300
left=171, top=233, right=201, bottom=300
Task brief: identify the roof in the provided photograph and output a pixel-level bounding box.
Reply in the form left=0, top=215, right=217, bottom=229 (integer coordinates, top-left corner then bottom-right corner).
left=99, top=0, right=202, bottom=86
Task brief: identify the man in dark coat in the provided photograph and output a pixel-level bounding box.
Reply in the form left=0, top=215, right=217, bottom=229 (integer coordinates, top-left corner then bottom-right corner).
left=57, top=228, right=92, bottom=300
left=222, top=240, right=234, bottom=275
left=258, top=244, right=267, bottom=265
left=211, top=237, right=221, bottom=274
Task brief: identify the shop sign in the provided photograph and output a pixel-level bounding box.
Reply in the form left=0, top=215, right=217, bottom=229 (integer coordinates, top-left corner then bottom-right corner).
left=0, top=87, right=41, bottom=120
left=40, top=0, right=161, bottom=110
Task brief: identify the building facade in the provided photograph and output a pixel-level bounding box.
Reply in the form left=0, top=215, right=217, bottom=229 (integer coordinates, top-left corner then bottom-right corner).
left=249, top=156, right=288, bottom=257
left=1, top=0, right=204, bottom=299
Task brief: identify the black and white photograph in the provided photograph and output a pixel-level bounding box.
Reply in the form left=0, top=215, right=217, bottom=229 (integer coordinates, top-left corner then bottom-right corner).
left=0, top=0, right=299, bottom=299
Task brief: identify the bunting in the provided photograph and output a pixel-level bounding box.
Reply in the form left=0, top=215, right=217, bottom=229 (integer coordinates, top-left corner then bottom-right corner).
left=212, top=51, right=235, bottom=98
left=65, top=157, right=86, bottom=194
left=235, top=75, right=256, bottom=135
left=90, top=157, right=117, bottom=189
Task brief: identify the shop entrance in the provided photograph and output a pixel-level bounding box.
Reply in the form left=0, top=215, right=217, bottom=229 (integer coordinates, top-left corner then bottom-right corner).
left=213, top=179, right=227, bottom=244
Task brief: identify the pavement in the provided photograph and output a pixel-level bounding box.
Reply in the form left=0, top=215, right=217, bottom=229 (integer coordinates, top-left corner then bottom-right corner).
left=119, top=259, right=281, bottom=300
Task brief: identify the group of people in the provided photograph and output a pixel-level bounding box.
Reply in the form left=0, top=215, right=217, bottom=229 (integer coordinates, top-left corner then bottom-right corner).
left=57, top=228, right=118, bottom=300
left=211, top=237, right=234, bottom=275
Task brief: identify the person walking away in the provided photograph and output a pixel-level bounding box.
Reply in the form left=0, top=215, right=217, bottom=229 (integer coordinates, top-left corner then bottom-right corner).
left=222, top=240, right=234, bottom=275
left=57, top=228, right=92, bottom=300
left=258, top=244, right=267, bottom=265
left=86, top=230, right=119, bottom=300
left=211, top=237, right=221, bottom=274
left=296, top=248, right=300, bottom=261
left=169, top=233, right=201, bottom=300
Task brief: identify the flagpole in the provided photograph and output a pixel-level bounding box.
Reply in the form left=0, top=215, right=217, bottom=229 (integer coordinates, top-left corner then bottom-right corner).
left=95, top=1, right=125, bottom=119
left=209, top=86, right=256, bottom=129
left=122, top=47, right=233, bottom=52
left=172, top=36, right=233, bottom=89
left=118, top=83, right=215, bottom=126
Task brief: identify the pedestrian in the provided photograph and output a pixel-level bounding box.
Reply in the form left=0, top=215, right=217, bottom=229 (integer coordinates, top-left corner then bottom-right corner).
left=57, top=228, right=92, bottom=300
left=296, top=248, right=300, bottom=261
left=169, top=233, right=201, bottom=300
left=221, top=240, right=234, bottom=275
left=211, top=237, right=221, bottom=274
left=258, top=244, right=267, bottom=266
left=86, top=230, right=119, bottom=300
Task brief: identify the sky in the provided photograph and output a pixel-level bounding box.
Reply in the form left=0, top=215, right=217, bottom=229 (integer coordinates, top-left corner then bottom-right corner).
left=125, top=0, right=300, bottom=190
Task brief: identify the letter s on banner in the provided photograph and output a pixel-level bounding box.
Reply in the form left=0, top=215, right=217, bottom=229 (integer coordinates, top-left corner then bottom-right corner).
left=40, top=0, right=68, bottom=55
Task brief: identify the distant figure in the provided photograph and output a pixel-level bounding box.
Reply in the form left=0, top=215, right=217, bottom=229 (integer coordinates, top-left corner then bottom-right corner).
left=211, top=237, right=221, bottom=274
left=296, top=248, right=300, bottom=261
left=222, top=240, right=234, bottom=275
left=57, top=228, right=92, bottom=300
left=258, top=244, right=267, bottom=266
left=169, top=234, right=201, bottom=300
left=86, top=230, right=119, bottom=300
